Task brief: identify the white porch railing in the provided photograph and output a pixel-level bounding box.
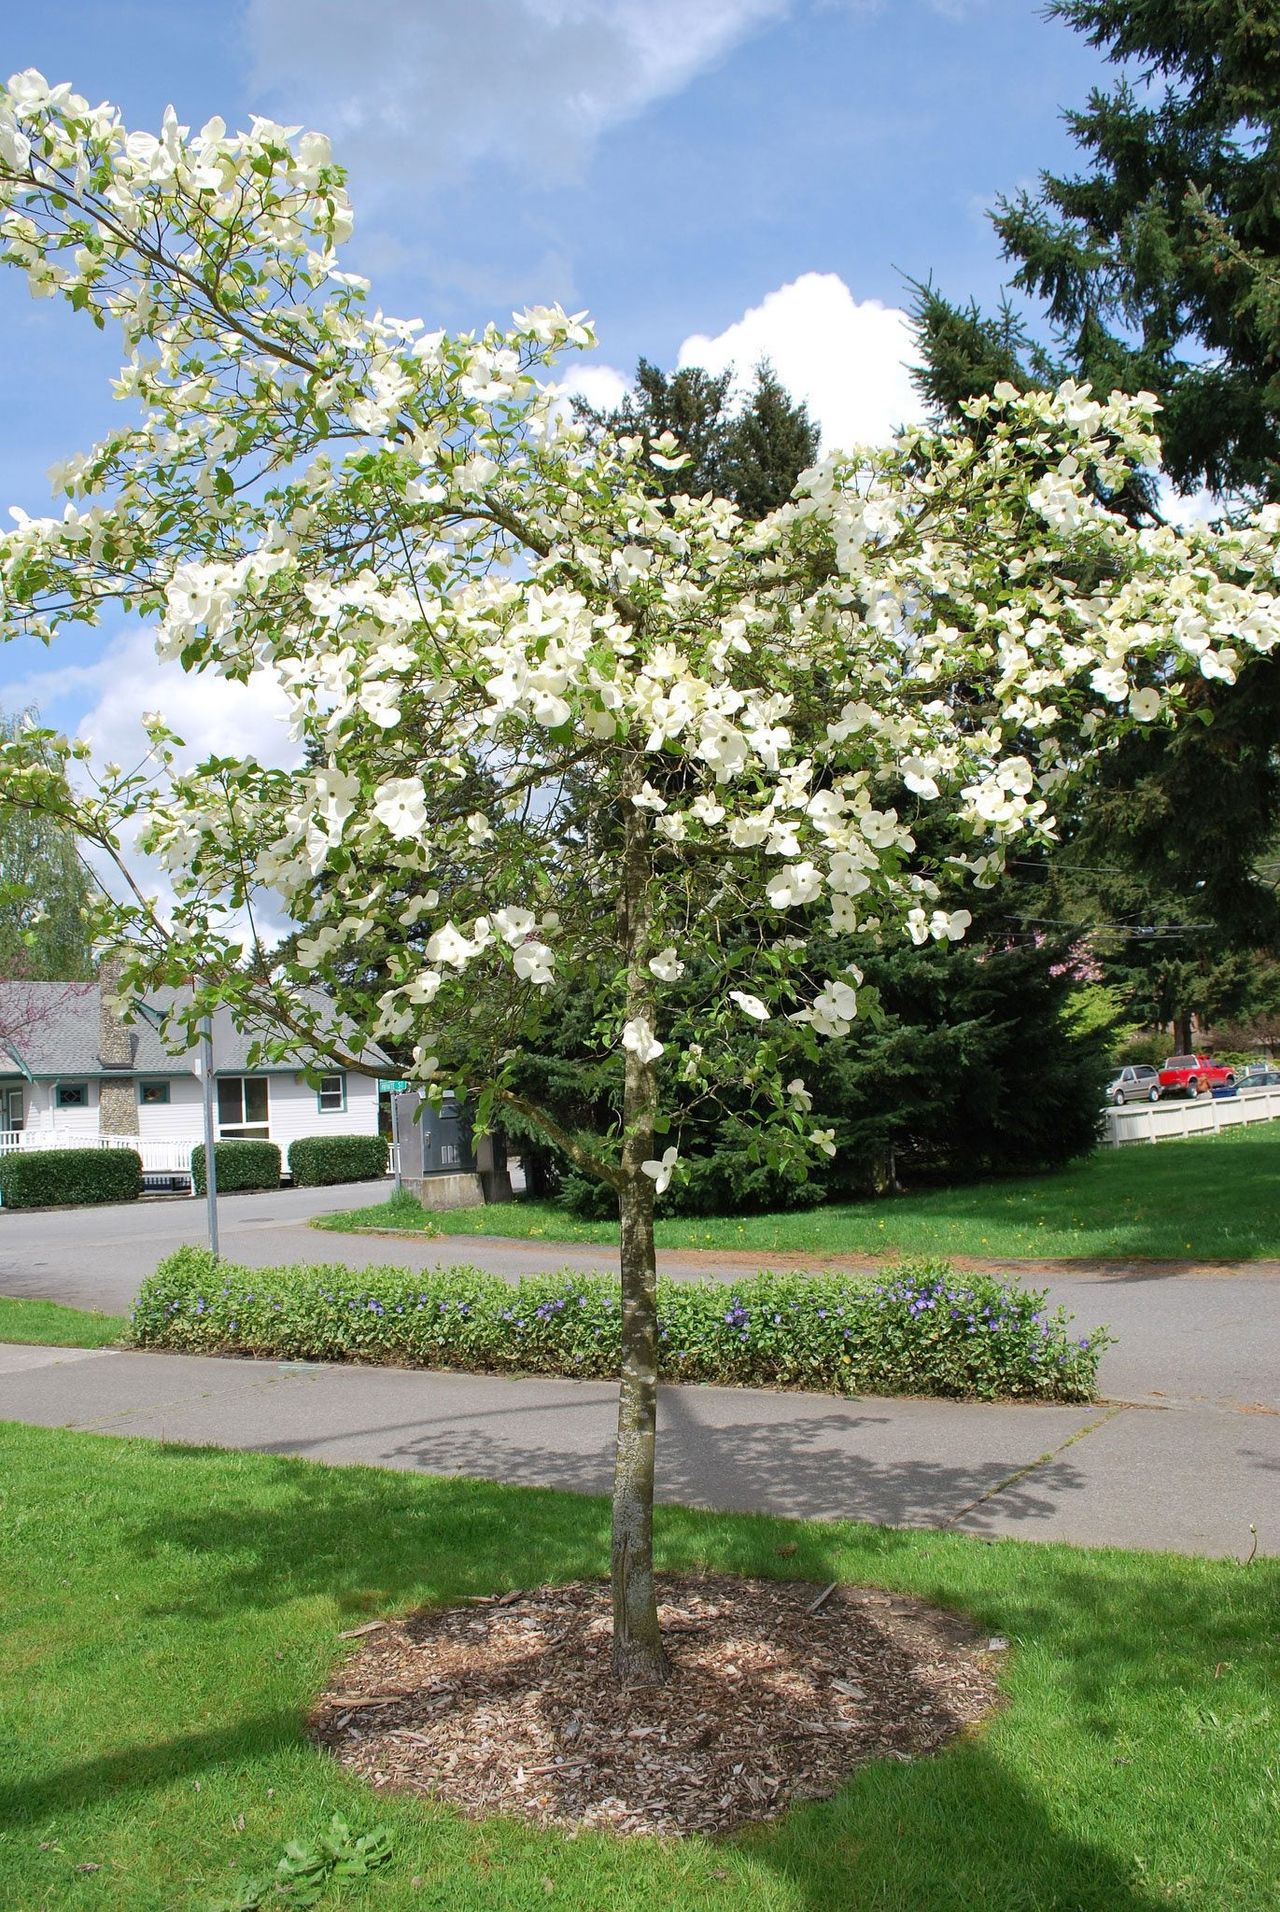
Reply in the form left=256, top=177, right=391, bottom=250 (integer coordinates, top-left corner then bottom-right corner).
left=0, top=1130, right=195, bottom=1179
left=1101, top=1084, right=1280, bottom=1147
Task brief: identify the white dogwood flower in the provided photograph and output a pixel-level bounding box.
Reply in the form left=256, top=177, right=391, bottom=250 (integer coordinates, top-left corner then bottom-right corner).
left=513, top=939, right=555, bottom=986
left=621, top=1017, right=664, bottom=1063
left=641, top=1145, right=679, bottom=1193
left=372, top=776, right=427, bottom=840
left=648, top=947, right=685, bottom=982
left=729, top=990, right=770, bottom=1022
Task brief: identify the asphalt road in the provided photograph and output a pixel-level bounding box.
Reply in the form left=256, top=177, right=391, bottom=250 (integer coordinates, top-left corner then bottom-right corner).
left=2, top=1186, right=1277, bottom=1558
left=1, top=1181, right=1277, bottom=1412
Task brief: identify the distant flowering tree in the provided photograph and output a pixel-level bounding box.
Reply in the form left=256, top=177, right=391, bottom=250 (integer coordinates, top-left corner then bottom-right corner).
left=3, top=72, right=1280, bottom=1680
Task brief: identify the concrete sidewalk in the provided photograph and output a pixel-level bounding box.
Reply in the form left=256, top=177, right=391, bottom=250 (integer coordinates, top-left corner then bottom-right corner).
left=3, top=1340, right=1273, bottom=1558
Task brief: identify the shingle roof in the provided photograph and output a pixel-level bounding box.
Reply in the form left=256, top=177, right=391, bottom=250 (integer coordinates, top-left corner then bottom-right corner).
left=0, top=982, right=179, bottom=1079
left=0, top=982, right=387, bottom=1079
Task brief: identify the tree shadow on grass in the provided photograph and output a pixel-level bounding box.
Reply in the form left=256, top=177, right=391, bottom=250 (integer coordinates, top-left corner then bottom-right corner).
left=749, top=1741, right=1167, bottom=1911
left=124, top=1437, right=613, bottom=1624
left=0, top=1724, right=1161, bottom=1912
left=8, top=1430, right=1276, bottom=1908
left=0, top=1712, right=301, bottom=1831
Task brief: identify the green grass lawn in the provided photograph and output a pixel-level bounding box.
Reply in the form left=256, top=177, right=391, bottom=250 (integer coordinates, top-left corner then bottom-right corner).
left=321, top=1125, right=1280, bottom=1262
left=0, top=1295, right=128, bottom=1348
left=1, top=1422, right=1274, bottom=1910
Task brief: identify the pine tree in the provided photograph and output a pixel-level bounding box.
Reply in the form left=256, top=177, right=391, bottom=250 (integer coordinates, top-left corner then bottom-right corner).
left=910, top=0, right=1280, bottom=1032
left=914, top=0, right=1280, bottom=507
left=718, top=361, right=821, bottom=517
left=576, top=357, right=819, bottom=518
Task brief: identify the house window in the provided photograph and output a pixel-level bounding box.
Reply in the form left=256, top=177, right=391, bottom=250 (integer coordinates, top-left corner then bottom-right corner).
left=138, top=1080, right=171, bottom=1106
left=316, top=1071, right=347, bottom=1114
left=217, top=1075, right=270, bottom=1138
left=56, top=1082, right=90, bottom=1109
left=4, top=1087, right=23, bottom=1131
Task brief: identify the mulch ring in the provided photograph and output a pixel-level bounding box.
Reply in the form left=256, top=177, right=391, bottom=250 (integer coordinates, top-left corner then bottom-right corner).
left=309, top=1573, right=1004, bottom=1838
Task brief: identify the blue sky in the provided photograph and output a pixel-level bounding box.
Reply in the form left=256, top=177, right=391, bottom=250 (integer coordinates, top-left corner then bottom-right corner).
left=0, top=0, right=1117, bottom=759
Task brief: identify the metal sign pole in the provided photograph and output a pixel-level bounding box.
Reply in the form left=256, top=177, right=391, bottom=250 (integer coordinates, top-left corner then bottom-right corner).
left=200, top=1014, right=219, bottom=1258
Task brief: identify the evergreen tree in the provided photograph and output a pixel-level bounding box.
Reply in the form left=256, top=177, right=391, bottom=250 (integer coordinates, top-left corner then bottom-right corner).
left=719, top=361, right=822, bottom=517
left=576, top=356, right=819, bottom=518
left=910, top=0, right=1280, bottom=1030
left=914, top=0, right=1280, bottom=507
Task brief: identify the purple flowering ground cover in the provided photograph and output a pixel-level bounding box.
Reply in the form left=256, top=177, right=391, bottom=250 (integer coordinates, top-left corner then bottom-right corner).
left=132, top=1248, right=1108, bottom=1401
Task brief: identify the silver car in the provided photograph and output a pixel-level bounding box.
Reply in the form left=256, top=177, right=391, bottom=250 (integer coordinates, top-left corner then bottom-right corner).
left=1105, top=1064, right=1161, bottom=1106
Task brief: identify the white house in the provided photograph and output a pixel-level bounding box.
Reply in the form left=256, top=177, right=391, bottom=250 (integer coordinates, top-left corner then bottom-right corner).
left=0, top=980, right=388, bottom=1174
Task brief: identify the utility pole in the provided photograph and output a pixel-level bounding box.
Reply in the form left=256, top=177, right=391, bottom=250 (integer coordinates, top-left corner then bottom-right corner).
left=200, top=1012, right=219, bottom=1257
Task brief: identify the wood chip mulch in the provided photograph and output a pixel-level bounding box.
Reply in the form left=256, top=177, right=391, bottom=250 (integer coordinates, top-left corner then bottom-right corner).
left=309, top=1574, right=1003, bottom=1838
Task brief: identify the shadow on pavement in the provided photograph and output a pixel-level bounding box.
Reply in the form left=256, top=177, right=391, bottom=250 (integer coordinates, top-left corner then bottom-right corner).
left=240, top=1385, right=1088, bottom=1530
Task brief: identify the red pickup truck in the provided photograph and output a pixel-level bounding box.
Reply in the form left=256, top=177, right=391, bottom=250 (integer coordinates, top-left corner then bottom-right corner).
left=1157, top=1054, right=1237, bottom=1098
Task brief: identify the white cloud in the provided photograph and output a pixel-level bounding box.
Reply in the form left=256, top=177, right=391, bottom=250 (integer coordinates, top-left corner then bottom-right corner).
left=677, top=270, right=926, bottom=453
left=247, top=0, right=787, bottom=186
left=555, top=360, right=631, bottom=416
left=74, top=627, right=297, bottom=777
left=45, top=627, right=301, bottom=940
left=0, top=649, right=114, bottom=716
left=1156, top=476, right=1222, bottom=532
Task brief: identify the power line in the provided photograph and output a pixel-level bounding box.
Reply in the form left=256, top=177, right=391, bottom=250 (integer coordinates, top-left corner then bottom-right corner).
left=997, top=918, right=1213, bottom=942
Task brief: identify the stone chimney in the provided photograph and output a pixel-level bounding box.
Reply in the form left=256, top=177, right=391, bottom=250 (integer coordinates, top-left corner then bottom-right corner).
left=97, top=955, right=139, bottom=1137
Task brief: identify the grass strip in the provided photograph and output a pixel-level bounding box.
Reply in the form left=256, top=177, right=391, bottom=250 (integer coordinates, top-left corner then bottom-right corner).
left=0, top=1294, right=128, bottom=1348
left=320, top=1124, right=1280, bottom=1263
left=0, top=1420, right=1275, bottom=1910
left=131, top=1248, right=1108, bottom=1401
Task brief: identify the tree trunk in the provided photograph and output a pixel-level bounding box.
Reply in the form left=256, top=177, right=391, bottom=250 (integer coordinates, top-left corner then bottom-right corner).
left=612, top=1166, right=668, bottom=1684
left=609, top=798, right=670, bottom=1686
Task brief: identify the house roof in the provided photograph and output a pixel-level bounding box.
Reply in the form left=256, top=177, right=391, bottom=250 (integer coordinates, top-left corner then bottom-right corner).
left=0, top=981, right=389, bottom=1081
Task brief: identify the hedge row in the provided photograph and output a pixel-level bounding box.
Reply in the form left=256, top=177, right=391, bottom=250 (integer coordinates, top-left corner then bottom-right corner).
left=0, top=1131, right=390, bottom=1209
left=288, top=1133, right=389, bottom=1187
left=0, top=1147, right=143, bottom=1210
left=192, top=1140, right=280, bottom=1196
left=132, top=1249, right=1110, bottom=1402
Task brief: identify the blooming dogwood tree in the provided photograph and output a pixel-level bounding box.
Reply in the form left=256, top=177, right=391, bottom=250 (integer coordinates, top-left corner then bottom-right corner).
left=4, top=75, right=1280, bottom=1681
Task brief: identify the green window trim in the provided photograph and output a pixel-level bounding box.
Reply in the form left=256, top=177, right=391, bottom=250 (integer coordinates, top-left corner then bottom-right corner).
left=138, top=1080, right=171, bottom=1106
left=55, top=1081, right=91, bottom=1109
left=316, top=1071, right=347, bottom=1114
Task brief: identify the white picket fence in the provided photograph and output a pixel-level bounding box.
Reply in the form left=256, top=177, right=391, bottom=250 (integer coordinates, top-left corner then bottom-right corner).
left=0, top=1130, right=195, bottom=1182
left=1101, top=1084, right=1280, bottom=1147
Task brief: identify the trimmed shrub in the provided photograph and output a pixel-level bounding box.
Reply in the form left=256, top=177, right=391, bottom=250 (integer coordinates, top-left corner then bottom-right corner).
left=0, top=1146, right=142, bottom=1210
left=288, top=1133, right=389, bottom=1188
left=132, top=1248, right=1110, bottom=1403
left=191, top=1140, right=280, bottom=1196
